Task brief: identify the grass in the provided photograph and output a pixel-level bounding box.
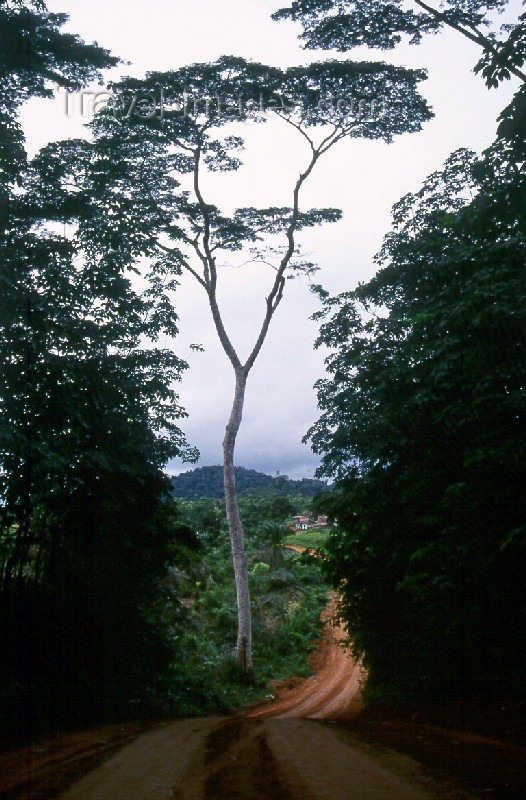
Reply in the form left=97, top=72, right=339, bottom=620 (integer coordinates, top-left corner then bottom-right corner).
left=283, top=529, right=330, bottom=550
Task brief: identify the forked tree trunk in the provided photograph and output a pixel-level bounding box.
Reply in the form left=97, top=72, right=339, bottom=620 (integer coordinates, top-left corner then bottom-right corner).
left=223, top=370, right=252, bottom=669
left=188, top=137, right=321, bottom=673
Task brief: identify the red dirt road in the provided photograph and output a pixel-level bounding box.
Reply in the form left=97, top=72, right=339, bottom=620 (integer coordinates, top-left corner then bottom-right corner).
left=1, top=583, right=475, bottom=799
left=52, top=594, right=466, bottom=800
left=247, top=599, right=364, bottom=720
left=56, top=716, right=460, bottom=800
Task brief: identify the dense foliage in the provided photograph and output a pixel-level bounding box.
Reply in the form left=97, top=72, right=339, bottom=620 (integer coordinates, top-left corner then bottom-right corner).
left=308, top=87, right=526, bottom=705
left=0, top=1, right=194, bottom=743
left=162, top=495, right=329, bottom=715
left=170, top=465, right=328, bottom=499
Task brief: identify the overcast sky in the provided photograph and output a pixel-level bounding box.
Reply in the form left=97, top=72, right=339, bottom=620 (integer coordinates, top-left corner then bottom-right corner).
left=20, top=0, right=520, bottom=479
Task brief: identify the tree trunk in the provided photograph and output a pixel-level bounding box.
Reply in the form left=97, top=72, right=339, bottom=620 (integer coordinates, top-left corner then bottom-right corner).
left=223, top=370, right=252, bottom=670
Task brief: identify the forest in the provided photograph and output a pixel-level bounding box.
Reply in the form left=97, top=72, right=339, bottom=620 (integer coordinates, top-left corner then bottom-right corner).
left=170, top=466, right=328, bottom=499
left=1, top=0, right=525, bottom=777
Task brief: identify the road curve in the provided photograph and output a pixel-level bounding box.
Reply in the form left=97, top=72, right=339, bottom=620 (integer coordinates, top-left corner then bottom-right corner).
left=247, top=598, right=364, bottom=720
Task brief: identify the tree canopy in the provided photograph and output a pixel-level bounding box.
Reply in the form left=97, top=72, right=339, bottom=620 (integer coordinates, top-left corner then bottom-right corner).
left=0, top=0, right=194, bottom=739
left=308, top=85, right=526, bottom=703
left=272, top=0, right=526, bottom=86
left=0, top=0, right=118, bottom=186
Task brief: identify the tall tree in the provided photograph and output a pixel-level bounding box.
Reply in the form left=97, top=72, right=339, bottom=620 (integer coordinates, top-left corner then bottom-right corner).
left=272, top=0, right=526, bottom=86
left=88, top=55, right=433, bottom=669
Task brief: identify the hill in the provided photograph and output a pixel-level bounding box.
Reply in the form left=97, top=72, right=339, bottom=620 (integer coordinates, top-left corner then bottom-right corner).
left=169, top=465, right=327, bottom=500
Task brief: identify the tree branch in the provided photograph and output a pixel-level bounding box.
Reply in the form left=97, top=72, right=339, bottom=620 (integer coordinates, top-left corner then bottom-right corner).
left=414, top=0, right=526, bottom=83
left=275, top=111, right=316, bottom=153
left=192, top=139, right=243, bottom=373
left=193, top=142, right=216, bottom=290
left=243, top=145, right=321, bottom=374
left=156, top=242, right=208, bottom=289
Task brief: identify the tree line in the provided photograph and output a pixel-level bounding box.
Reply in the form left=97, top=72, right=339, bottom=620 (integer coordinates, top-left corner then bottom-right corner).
left=297, top=0, right=526, bottom=707
left=170, top=466, right=328, bottom=500
left=0, top=0, right=196, bottom=742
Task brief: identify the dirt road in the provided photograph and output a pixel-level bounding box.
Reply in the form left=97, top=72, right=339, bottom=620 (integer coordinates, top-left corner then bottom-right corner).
left=59, top=716, right=460, bottom=800
left=55, top=594, right=468, bottom=800
left=2, top=576, right=521, bottom=799
left=247, top=599, right=364, bottom=719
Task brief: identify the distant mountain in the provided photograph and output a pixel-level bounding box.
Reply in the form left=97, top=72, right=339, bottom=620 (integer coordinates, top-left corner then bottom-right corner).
left=169, top=465, right=328, bottom=500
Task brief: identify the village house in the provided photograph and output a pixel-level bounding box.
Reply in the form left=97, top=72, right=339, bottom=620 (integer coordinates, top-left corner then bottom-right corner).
left=291, top=514, right=311, bottom=530
left=290, top=513, right=328, bottom=531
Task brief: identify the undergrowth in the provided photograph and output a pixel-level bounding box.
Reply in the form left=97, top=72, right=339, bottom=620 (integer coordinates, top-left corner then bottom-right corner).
left=154, top=507, right=329, bottom=717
